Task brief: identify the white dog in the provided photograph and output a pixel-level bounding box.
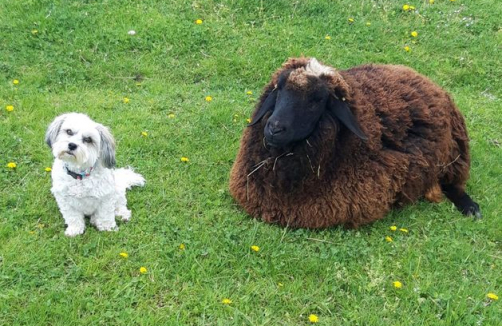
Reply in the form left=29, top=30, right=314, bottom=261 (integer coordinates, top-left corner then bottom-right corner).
left=45, top=113, right=145, bottom=236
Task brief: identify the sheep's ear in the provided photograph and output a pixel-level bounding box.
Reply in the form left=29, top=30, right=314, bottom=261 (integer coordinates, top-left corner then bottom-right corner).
left=96, top=124, right=116, bottom=168
left=248, top=89, right=277, bottom=126
left=328, top=96, right=367, bottom=140
left=45, top=114, right=68, bottom=148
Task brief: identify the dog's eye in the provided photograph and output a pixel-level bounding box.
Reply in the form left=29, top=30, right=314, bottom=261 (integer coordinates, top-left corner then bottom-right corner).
left=83, top=137, right=93, bottom=143
left=66, top=129, right=73, bottom=136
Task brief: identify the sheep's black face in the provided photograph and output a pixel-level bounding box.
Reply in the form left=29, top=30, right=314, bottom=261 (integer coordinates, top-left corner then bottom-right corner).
left=249, top=59, right=367, bottom=148
left=264, top=75, right=329, bottom=148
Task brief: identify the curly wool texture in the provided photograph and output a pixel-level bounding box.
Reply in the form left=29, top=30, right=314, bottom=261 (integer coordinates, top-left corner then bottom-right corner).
left=229, top=58, right=472, bottom=228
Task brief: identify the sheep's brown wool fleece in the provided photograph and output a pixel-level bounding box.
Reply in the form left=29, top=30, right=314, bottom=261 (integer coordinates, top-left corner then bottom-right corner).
left=229, top=58, right=471, bottom=228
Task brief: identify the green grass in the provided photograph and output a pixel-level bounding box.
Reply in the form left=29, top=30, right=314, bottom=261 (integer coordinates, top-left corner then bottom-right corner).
left=1, top=0, right=501, bottom=324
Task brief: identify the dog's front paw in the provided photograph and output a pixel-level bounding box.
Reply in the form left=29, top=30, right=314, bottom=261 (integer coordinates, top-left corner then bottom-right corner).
left=96, top=223, right=119, bottom=232
left=65, top=225, right=85, bottom=237
left=116, top=208, right=131, bottom=222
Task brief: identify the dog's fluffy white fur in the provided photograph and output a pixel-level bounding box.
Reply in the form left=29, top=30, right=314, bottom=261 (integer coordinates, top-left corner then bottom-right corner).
left=46, top=113, right=145, bottom=236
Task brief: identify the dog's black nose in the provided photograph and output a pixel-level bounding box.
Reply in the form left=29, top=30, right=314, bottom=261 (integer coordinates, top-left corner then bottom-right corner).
left=68, top=143, right=78, bottom=151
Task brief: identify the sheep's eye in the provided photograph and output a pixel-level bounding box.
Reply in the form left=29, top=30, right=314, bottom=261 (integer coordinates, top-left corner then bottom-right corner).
left=66, top=129, right=73, bottom=136
left=83, top=137, right=93, bottom=143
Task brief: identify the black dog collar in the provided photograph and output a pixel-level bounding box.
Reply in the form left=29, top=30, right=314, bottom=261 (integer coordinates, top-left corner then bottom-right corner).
left=64, top=164, right=95, bottom=180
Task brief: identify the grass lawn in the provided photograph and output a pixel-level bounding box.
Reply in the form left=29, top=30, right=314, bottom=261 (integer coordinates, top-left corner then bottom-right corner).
left=1, top=0, right=500, bottom=324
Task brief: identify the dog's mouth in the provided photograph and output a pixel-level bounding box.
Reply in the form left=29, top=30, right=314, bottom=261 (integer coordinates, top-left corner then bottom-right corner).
left=57, top=150, right=76, bottom=160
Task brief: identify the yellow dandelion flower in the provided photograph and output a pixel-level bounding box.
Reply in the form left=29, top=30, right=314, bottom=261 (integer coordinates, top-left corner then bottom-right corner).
left=385, top=236, right=393, bottom=242
left=348, top=18, right=354, bottom=23
left=487, top=293, right=499, bottom=300
left=390, top=225, right=397, bottom=231
left=141, top=131, right=148, bottom=137
left=366, top=22, right=371, bottom=26
left=403, top=4, right=410, bottom=11
left=196, top=19, right=203, bottom=25
left=205, top=96, right=213, bottom=102
left=246, top=90, right=253, bottom=95
left=308, top=314, right=319, bottom=323
left=168, top=113, right=175, bottom=119
left=119, top=252, right=129, bottom=258
left=123, top=97, right=130, bottom=104
left=246, top=118, right=251, bottom=123
left=179, top=243, right=186, bottom=250
left=404, top=46, right=411, bottom=52
left=429, top=0, right=435, bottom=4
left=222, top=298, right=232, bottom=305
left=393, top=281, right=403, bottom=289
left=399, top=228, right=409, bottom=233
left=180, top=157, right=189, bottom=163
left=251, top=245, right=260, bottom=252
left=7, top=162, right=17, bottom=169
left=6, top=105, right=14, bottom=112
left=325, top=35, right=331, bottom=40
left=13, top=79, right=19, bottom=85
left=411, top=31, right=418, bottom=37
left=45, top=167, right=52, bottom=172
left=139, top=267, right=147, bottom=274
left=31, top=29, right=38, bottom=35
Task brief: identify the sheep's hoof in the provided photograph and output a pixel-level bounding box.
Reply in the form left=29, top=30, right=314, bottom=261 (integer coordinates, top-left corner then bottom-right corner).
left=462, top=202, right=482, bottom=219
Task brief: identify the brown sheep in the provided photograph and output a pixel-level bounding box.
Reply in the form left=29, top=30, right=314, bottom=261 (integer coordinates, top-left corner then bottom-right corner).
left=229, top=57, right=481, bottom=228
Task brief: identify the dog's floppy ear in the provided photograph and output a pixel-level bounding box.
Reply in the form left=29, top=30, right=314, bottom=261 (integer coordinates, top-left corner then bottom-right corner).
left=328, top=96, right=367, bottom=140
left=248, top=89, right=277, bottom=126
left=96, top=124, right=116, bottom=168
left=45, top=114, right=68, bottom=148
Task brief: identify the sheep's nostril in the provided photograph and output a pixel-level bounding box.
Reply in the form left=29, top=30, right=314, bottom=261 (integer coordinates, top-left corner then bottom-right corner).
left=68, top=143, right=78, bottom=151
left=270, top=127, right=282, bottom=135
left=267, top=121, right=285, bottom=135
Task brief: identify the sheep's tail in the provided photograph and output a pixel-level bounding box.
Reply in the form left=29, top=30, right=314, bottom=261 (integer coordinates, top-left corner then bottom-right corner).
left=114, top=167, right=145, bottom=190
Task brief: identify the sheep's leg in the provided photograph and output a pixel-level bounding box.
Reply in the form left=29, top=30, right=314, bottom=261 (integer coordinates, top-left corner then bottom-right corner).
left=441, top=184, right=482, bottom=218
left=425, top=183, right=443, bottom=203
